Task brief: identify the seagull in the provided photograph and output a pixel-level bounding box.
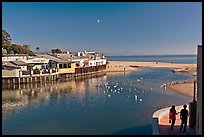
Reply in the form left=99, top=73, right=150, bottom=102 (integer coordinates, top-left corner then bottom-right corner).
left=97, top=19, right=100, bottom=23
left=134, top=95, right=138, bottom=101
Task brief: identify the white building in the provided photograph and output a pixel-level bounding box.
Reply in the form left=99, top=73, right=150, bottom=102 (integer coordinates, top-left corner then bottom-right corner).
left=2, top=54, right=29, bottom=61
left=88, top=59, right=107, bottom=66
left=10, top=60, right=29, bottom=71
left=77, top=52, right=85, bottom=57
left=24, top=57, right=50, bottom=69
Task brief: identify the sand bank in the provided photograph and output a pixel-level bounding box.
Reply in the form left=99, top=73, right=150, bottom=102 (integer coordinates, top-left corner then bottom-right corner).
left=167, top=81, right=195, bottom=98
left=104, top=61, right=196, bottom=76
left=104, top=61, right=196, bottom=97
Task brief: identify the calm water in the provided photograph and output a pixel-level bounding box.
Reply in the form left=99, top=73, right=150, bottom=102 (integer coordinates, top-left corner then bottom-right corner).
left=2, top=68, right=195, bottom=135
left=107, top=54, right=197, bottom=64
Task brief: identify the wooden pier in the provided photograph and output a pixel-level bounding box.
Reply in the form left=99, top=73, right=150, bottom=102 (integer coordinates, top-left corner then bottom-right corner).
left=2, top=65, right=106, bottom=85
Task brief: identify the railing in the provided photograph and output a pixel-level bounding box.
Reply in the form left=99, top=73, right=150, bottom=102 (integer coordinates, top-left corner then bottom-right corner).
left=75, top=65, right=106, bottom=75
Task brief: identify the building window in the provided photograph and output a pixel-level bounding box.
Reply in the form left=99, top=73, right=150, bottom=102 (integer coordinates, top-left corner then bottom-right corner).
left=68, top=63, right=71, bottom=68
left=90, top=63, right=92, bottom=65
left=59, top=64, right=62, bottom=68
left=63, top=64, right=67, bottom=68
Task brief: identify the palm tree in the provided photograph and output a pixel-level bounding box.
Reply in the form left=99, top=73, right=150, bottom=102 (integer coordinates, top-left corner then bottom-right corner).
left=36, top=47, right=40, bottom=53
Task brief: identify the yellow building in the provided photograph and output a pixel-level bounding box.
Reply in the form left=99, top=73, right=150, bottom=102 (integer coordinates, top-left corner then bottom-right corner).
left=58, top=62, right=75, bottom=74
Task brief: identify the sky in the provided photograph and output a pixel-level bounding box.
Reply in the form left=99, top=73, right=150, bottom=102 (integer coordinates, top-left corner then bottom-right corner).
left=2, top=2, right=202, bottom=56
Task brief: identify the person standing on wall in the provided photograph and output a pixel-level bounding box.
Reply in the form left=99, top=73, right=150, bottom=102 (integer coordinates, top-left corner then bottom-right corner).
left=169, top=105, right=179, bottom=130
left=180, top=105, right=189, bottom=132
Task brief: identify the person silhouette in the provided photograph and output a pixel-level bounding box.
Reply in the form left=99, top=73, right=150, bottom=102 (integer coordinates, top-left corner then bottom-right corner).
left=169, top=105, right=179, bottom=130
left=180, top=105, right=189, bottom=132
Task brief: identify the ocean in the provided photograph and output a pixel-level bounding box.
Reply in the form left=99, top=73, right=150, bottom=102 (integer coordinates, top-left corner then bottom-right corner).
left=2, top=55, right=196, bottom=135
left=107, top=54, right=197, bottom=64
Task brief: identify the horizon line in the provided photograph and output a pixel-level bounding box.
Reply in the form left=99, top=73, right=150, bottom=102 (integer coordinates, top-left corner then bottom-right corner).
left=105, top=54, right=197, bottom=56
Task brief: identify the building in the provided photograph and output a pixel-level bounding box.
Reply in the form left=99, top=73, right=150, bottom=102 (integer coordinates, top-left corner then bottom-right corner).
left=55, top=53, right=89, bottom=67
left=2, top=61, right=21, bottom=78
left=10, top=60, right=29, bottom=71
left=2, top=54, right=29, bottom=61
left=36, top=54, right=75, bottom=74
left=2, top=48, right=7, bottom=54
left=196, top=45, right=202, bottom=135
left=24, top=57, right=50, bottom=69
left=88, top=59, right=107, bottom=66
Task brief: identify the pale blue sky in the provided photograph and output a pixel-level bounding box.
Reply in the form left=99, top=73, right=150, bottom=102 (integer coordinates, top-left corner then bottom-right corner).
left=2, top=2, right=202, bottom=55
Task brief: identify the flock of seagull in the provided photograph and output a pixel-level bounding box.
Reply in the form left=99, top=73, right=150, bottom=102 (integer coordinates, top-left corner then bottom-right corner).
left=96, top=77, right=155, bottom=102
left=160, top=80, right=192, bottom=89
left=96, top=76, right=189, bottom=103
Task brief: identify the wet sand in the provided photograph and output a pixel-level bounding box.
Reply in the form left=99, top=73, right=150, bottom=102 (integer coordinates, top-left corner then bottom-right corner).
left=167, top=82, right=195, bottom=98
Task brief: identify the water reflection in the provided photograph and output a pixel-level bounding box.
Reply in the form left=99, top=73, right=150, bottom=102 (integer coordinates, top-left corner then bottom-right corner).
left=2, top=73, right=107, bottom=120
left=2, top=69, right=193, bottom=135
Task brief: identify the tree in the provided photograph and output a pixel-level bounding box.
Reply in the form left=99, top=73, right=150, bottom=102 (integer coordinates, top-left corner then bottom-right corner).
left=11, top=44, right=33, bottom=54
left=36, top=47, right=40, bottom=53
left=9, top=50, right=14, bottom=54
left=2, top=29, right=34, bottom=54
left=51, top=48, right=63, bottom=54
left=23, top=44, right=30, bottom=50
left=2, top=29, right=12, bottom=46
left=51, top=49, right=55, bottom=54
left=11, top=44, right=21, bottom=54
left=3, top=44, right=12, bottom=54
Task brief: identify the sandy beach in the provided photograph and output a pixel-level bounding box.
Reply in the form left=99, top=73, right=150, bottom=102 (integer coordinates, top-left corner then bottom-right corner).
left=167, top=81, right=195, bottom=98
left=104, top=61, right=196, bottom=75
left=104, top=61, right=196, bottom=97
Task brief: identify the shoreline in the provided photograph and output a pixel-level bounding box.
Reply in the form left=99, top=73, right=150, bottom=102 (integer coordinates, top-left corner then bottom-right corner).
left=104, top=61, right=196, bottom=98
left=105, top=61, right=196, bottom=76
left=3, top=61, right=196, bottom=98
left=167, top=81, right=195, bottom=98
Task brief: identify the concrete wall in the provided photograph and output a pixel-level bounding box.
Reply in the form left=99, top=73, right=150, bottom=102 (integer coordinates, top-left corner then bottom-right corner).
left=152, top=105, right=188, bottom=135
left=196, top=45, right=202, bottom=135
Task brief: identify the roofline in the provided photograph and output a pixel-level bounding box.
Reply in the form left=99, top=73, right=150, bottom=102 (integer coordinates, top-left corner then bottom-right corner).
left=2, top=54, right=29, bottom=57
left=2, top=65, right=21, bottom=69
